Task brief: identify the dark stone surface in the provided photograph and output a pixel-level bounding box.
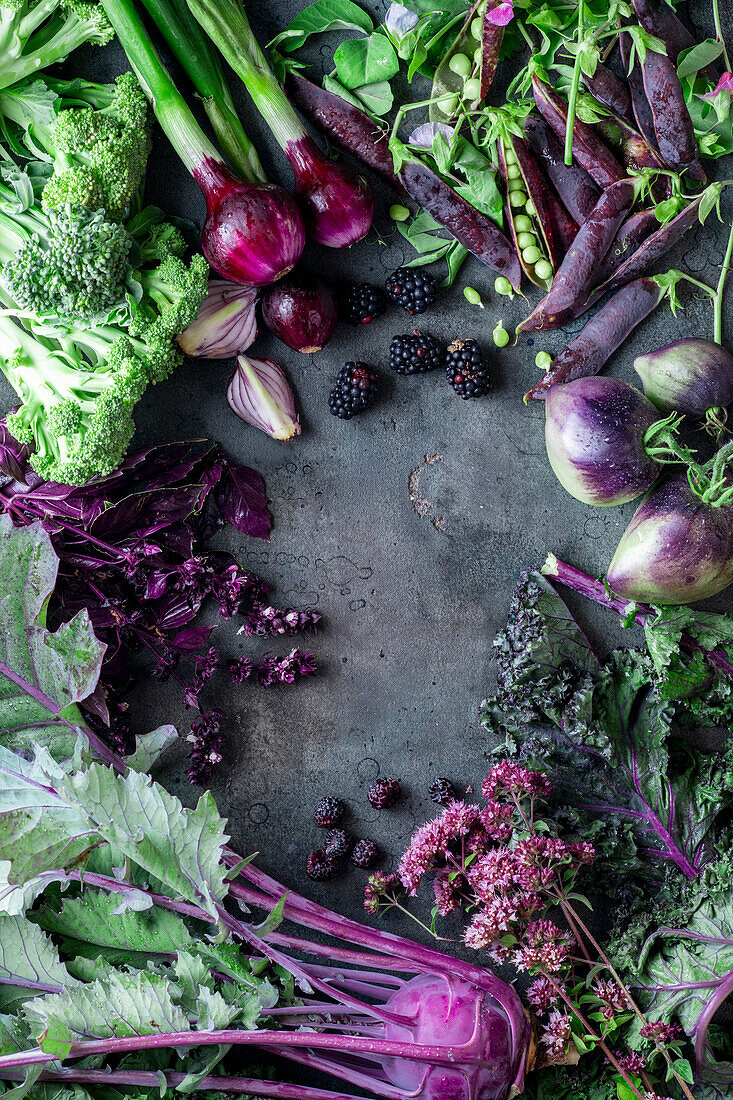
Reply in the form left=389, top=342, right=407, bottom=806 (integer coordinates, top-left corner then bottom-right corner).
left=0, top=0, right=730, bottom=930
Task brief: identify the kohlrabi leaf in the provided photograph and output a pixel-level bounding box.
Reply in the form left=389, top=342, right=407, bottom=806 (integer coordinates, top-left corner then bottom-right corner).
left=0, top=915, right=77, bottom=1009
left=0, top=516, right=104, bottom=765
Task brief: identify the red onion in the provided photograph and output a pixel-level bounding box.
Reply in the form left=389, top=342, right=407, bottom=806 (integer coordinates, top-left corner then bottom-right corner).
left=260, top=269, right=337, bottom=354
left=177, top=279, right=258, bottom=358
left=227, top=354, right=301, bottom=441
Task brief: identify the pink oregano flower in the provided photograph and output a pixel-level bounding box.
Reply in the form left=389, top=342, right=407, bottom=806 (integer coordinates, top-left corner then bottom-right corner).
left=702, top=71, right=733, bottom=100
left=487, top=0, right=514, bottom=27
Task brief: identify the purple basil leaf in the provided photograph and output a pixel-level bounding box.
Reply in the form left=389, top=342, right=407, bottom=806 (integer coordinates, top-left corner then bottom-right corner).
left=216, top=464, right=271, bottom=540
left=173, top=625, right=216, bottom=651
left=90, top=486, right=205, bottom=540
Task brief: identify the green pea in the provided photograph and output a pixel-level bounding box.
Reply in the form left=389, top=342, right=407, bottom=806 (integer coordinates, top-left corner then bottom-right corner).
left=506, top=163, right=521, bottom=180
left=464, top=286, right=484, bottom=307
left=449, top=52, right=471, bottom=77
left=442, top=93, right=459, bottom=114
left=463, top=77, right=481, bottom=100
left=470, top=15, right=483, bottom=37
left=508, top=175, right=525, bottom=192
left=535, top=351, right=553, bottom=371
left=522, top=245, right=541, bottom=265
left=525, top=198, right=537, bottom=216
left=509, top=190, right=527, bottom=208
left=534, top=258, right=553, bottom=281
left=516, top=231, right=535, bottom=250
left=503, top=144, right=516, bottom=165
left=514, top=214, right=532, bottom=232
left=493, top=321, right=510, bottom=347
left=389, top=204, right=410, bottom=223
left=494, top=276, right=514, bottom=298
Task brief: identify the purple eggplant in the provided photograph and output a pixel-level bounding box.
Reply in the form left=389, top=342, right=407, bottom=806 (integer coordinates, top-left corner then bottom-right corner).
left=634, top=338, right=733, bottom=419
left=545, top=376, right=663, bottom=505
left=260, top=269, right=337, bottom=354
left=532, top=76, right=626, bottom=190
left=637, top=46, right=705, bottom=180
left=285, top=73, right=402, bottom=191
left=526, top=278, right=665, bottom=401
left=524, top=115, right=600, bottom=224
left=497, top=134, right=555, bottom=289
left=607, top=470, right=733, bottom=604
left=583, top=62, right=635, bottom=128
left=399, top=158, right=522, bottom=289
left=430, top=0, right=505, bottom=122
left=593, top=207, right=660, bottom=287
left=518, top=178, right=637, bottom=333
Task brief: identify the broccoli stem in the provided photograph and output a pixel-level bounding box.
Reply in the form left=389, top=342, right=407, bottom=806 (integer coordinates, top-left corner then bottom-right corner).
left=0, top=0, right=111, bottom=92
left=137, top=0, right=266, bottom=183
left=100, top=0, right=226, bottom=178
left=182, top=0, right=310, bottom=152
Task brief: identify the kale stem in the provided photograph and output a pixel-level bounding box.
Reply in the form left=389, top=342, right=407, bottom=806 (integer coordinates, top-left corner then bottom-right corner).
left=712, top=0, right=732, bottom=74
left=564, top=0, right=585, bottom=166
left=713, top=220, right=733, bottom=344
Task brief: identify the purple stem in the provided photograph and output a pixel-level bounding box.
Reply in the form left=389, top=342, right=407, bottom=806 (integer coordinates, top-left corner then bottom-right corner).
left=0, top=1068, right=372, bottom=1100
left=257, top=1045, right=417, bottom=1100
left=694, top=969, right=733, bottom=1074
left=266, top=931, right=421, bottom=972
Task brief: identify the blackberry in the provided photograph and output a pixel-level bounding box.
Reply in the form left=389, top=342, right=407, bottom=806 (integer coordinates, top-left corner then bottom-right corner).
left=389, top=330, right=445, bottom=376
left=340, top=282, right=387, bottom=326
left=445, top=339, right=492, bottom=399
left=351, top=838, right=378, bottom=868
left=367, top=776, right=401, bottom=809
left=325, top=828, right=353, bottom=858
left=429, top=777, right=456, bottom=805
left=306, top=849, right=337, bottom=881
left=385, top=267, right=437, bottom=315
left=328, top=362, right=378, bottom=420
left=314, top=797, right=347, bottom=828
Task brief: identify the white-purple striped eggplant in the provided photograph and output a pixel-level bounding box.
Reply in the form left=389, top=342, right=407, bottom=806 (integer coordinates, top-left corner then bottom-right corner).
left=634, top=338, right=733, bottom=424
left=607, top=470, right=733, bottom=604
left=545, top=376, right=663, bottom=505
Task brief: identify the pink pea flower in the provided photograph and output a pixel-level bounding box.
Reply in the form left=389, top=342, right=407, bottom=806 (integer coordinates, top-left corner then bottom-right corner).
left=487, top=0, right=514, bottom=27
left=702, top=71, right=733, bottom=100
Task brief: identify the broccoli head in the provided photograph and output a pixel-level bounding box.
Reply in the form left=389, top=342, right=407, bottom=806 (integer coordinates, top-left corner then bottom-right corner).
left=41, top=71, right=151, bottom=220
left=0, top=203, right=133, bottom=320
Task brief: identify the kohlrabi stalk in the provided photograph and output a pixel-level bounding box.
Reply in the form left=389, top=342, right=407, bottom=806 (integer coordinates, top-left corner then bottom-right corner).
left=182, top=0, right=375, bottom=247
left=100, top=0, right=305, bottom=285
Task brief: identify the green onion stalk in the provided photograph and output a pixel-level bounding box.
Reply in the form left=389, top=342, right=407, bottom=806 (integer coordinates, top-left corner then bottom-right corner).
left=181, top=0, right=374, bottom=247
left=101, top=0, right=305, bottom=285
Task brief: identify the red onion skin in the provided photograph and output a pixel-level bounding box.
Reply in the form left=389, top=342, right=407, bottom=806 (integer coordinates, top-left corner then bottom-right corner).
left=195, top=157, right=306, bottom=286
left=608, top=471, right=733, bottom=604
left=286, top=136, right=374, bottom=248
left=261, top=271, right=337, bottom=353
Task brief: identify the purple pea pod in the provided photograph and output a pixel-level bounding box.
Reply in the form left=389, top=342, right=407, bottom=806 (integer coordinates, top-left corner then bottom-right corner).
left=518, top=178, right=637, bottom=333
left=637, top=46, right=705, bottom=181
left=526, top=277, right=665, bottom=401
left=285, top=73, right=402, bottom=191
left=545, top=376, right=662, bottom=505
left=430, top=0, right=506, bottom=123
left=497, top=133, right=555, bottom=289
left=607, top=470, right=733, bottom=604
left=620, top=30, right=659, bottom=152
left=545, top=188, right=578, bottom=256
left=593, top=111, right=668, bottom=181
left=399, top=157, right=522, bottom=289
left=599, top=195, right=703, bottom=296
left=632, top=0, right=718, bottom=75
left=634, top=338, right=733, bottom=421
left=583, top=61, right=635, bottom=128
left=524, top=115, right=600, bottom=224
left=593, top=207, right=660, bottom=287
left=532, top=75, right=626, bottom=190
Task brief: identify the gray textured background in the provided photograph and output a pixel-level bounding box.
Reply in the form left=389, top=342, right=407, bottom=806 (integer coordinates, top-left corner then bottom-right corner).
left=2, top=0, right=730, bottom=926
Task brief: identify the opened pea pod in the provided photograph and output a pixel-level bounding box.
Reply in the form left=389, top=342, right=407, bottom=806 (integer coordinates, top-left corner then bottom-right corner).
left=497, top=133, right=556, bottom=290
left=430, top=0, right=505, bottom=123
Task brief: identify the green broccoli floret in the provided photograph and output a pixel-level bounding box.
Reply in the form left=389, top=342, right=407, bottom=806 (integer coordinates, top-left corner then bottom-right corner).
left=0, top=203, right=133, bottom=319
left=134, top=253, right=210, bottom=340
left=0, top=0, right=113, bottom=94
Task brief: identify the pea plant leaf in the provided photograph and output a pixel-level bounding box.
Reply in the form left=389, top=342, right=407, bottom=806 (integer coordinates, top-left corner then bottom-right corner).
left=270, top=0, right=372, bottom=52
left=334, top=34, right=399, bottom=89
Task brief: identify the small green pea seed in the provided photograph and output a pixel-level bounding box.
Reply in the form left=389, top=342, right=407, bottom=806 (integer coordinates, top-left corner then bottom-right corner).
left=494, top=276, right=514, bottom=297
left=508, top=175, right=525, bottom=192
left=493, top=321, right=510, bottom=347
left=463, top=77, right=481, bottom=100
left=534, top=258, right=553, bottom=281
left=525, top=198, right=537, bottom=216
left=449, top=52, right=471, bottom=77
left=389, top=204, right=410, bottom=222
left=513, top=214, right=532, bottom=232
left=441, top=94, right=459, bottom=114
left=470, top=16, right=482, bottom=37
left=522, top=245, right=541, bottom=265
left=506, top=163, right=521, bottom=180
left=535, top=351, right=553, bottom=371
left=516, top=231, right=535, bottom=250
left=509, top=190, right=527, bottom=208
left=503, top=145, right=516, bottom=165
left=463, top=286, right=484, bottom=307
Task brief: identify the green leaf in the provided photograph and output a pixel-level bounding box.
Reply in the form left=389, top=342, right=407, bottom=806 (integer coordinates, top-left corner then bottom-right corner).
left=699, top=183, right=723, bottom=224
left=0, top=915, right=77, bottom=1007
left=0, top=517, right=104, bottom=766
left=353, top=80, right=393, bottom=116
left=334, top=34, right=399, bottom=89
left=272, top=0, right=372, bottom=52
left=36, top=1018, right=72, bottom=1060
left=125, top=726, right=177, bottom=774
left=677, top=39, right=724, bottom=80
left=321, top=74, right=369, bottom=113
